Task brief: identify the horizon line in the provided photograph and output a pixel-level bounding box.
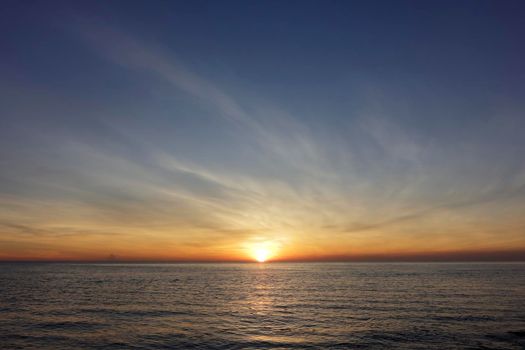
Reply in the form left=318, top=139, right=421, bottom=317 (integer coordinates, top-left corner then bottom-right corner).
left=1, top=260, right=525, bottom=264
left=2, top=249, right=525, bottom=263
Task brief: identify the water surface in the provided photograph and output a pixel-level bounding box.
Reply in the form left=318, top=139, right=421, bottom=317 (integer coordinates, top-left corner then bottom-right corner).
left=1, top=263, right=524, bottom=349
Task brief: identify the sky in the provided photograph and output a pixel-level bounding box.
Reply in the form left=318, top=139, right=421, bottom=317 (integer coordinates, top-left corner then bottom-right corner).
left=1, top=0, right=525, bottom=262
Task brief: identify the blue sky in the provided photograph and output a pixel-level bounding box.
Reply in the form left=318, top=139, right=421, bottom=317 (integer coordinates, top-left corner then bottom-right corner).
left=1, top=0, right=525, bottom=261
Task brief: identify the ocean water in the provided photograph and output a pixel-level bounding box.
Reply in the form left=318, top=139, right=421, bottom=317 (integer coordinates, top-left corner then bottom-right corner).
left=0, top=263, right=524, bottom=349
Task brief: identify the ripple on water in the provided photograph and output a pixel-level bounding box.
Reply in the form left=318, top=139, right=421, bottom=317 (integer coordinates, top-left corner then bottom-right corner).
left=0, top=263, right=524, bottom=349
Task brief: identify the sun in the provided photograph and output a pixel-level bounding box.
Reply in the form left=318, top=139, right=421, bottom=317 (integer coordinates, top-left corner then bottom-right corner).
left=253, top=248, right=270, bottom=263
left=246, top=239, right=280, bottom=263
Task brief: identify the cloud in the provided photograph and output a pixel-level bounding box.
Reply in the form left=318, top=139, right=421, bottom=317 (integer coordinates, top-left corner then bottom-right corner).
left=1, top=17, right=525, bottom=260
left=76, top=19, right=249, bottom=125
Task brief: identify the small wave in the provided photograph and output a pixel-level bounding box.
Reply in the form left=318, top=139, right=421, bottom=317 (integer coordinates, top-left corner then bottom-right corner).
left=509, top=330, right=525, bottom=337
left=430, top=315, right=496, bottom=322
left=28, top=321, right=105, bottom=331
left=78, top=308, right=191, bottom=318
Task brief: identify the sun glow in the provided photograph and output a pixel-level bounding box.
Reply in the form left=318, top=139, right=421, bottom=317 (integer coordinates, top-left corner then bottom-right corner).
left=245, top=239, right=282, bottom=263
left=254, top=248, right=270, bottom=263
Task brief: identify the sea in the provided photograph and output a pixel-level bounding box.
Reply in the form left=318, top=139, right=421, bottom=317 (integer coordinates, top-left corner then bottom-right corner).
left=0, top=263, right=524, bottom=349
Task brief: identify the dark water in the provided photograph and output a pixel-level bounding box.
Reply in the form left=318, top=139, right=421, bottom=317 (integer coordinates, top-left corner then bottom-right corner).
left=1, top=263, right=524, bottom=349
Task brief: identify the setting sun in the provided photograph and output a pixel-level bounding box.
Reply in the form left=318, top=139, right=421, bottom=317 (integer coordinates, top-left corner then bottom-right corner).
left=253, top=248, right=270, bottom=263
left=245, top=239, right=281, bottom=263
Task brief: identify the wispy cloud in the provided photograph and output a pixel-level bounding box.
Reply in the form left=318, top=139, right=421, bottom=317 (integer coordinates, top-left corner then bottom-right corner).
left=1, top=17, right=524, bottom=260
